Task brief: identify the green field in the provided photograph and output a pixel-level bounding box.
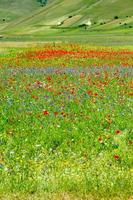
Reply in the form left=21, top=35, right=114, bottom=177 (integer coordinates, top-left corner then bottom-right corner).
left=0, top=44, right=133, bottom=200
left=0, top=0, right=133, bottom=42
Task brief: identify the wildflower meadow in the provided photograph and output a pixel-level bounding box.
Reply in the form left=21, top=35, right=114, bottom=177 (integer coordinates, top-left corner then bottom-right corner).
left=0, top=44, right=133, bottom=200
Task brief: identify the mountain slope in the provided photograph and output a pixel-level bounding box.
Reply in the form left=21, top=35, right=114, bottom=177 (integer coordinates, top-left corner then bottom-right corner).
left=0, top=0, right=39, bottom=21
left=0, top=0, right=41, bottom=31
left=0, top=0, right=133, bottom=38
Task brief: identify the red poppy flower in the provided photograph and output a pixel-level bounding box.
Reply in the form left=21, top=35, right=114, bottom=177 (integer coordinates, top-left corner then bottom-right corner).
left=36, top=81, right=42, bottom=85
left=43, top=110, right=49, bottom=116
left=114, top=155, right=120, bottom=160
left=61, top=112, right=66, bottom=117
left=87, top=90, right=93, bottom=96
left=115, top=130, right=122, bottom=135
left=46, top=76, right=52, bottom=82
left=93, top=93, right=98, bottom=97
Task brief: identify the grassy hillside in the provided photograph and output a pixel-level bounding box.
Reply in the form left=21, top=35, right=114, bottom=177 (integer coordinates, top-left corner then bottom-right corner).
left=0, top=0, right=133, bottom=40
left=0, top=0, right=39, bottom=22
left=0, top=0, right=40, bottom=31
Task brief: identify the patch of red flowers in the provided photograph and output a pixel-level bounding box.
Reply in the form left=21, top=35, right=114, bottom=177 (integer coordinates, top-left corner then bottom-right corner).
left=43, top=110, right=49, bottom=116
left=87, top=90, right=98, bottom=97
left=114, top=155, right=120, bottom=160
left=61, top=112, right=67, bottom=117
left=115, top=130, right=122, bottom=135
left=87, top=90, right=93, bottom=96
left=46, top=76, right=52, bottom=82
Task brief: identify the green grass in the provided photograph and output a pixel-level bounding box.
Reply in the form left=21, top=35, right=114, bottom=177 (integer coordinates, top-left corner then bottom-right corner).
left=0, top=0, right=39, bottom=21
left=1, top=33, right=133, bottom=46
left=0, top=45, right=133, bottom=199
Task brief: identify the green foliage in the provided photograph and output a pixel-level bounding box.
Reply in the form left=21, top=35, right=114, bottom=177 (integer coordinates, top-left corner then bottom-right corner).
left=37, top=0, right=47, bottom=6
left=114, top=16, right=119, bottom=19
